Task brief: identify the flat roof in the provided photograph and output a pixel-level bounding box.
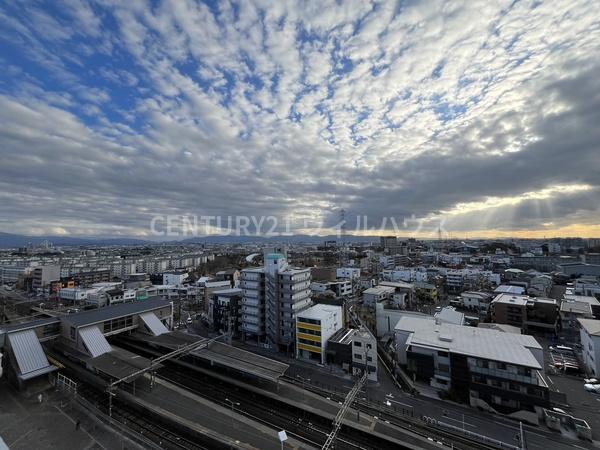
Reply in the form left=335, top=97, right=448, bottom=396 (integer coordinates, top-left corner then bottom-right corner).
left=62, top=297, right=171, bottom=328
left=364, top=286, right=395, bottom=295
left=492, top=293, right=529, bottom=305
left=127, top=331, right=289, bottom=382
left=380, top=281, right=414, bottom=289
left=87, top=347, right=155, bottom=381
left=297, top=304, right=342, bottom=320
left=560, top=301, right=592, bottom=315
left=397, top=316, right=542, bottom=369
left=213, top=288, right=243, bottom=296
left=563, top=294, right=600, bottom=305
left=494, top=285, right=525, bottom=294
left=578, top=318, right=600, bottom=336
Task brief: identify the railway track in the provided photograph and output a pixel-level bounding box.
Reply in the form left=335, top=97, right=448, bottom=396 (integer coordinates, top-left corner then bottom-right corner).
left=157, top=365, right=369, bottom=450
left=78, top=382, right=207, bottom=450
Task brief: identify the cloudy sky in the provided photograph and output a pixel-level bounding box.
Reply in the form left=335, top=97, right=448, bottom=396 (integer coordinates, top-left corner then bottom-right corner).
left=0, top=0, right=599, bottom=239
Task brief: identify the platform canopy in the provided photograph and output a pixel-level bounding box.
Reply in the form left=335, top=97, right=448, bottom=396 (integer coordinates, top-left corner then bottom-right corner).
left=87, top=347, right=155, bottom=381
left=7, top=329, right=57, bottom=381
left=79, top=325, right=112, bottom=358
left=124, top=331, right=288, bottom=382
left=139, top=312, right=169, bottom=336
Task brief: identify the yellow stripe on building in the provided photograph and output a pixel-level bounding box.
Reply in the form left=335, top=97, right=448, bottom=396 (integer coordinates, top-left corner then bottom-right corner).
left=296, top=322, right=321, bottom=331
left=298, top=342, right=322, bottom=353
left=297, top=332, right=321, bottom=343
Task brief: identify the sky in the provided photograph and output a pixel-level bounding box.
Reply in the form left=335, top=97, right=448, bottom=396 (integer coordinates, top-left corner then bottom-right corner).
left=0, top=0, right=599, bottom=239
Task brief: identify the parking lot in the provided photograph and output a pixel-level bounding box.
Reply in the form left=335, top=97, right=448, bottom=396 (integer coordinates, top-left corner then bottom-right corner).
left=547, top=372, right=600, bottom=440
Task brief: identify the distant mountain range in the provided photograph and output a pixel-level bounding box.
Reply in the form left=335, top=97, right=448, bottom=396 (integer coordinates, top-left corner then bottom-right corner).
left=0, top=232, right=151, bottom=249
left=0, top=232, right=379, bottom=249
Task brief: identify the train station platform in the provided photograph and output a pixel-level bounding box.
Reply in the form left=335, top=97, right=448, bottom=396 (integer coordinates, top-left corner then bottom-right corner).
left=120, top=376, right=311, bottom=450
left=122, top=331, right=289, bottom=383
left=85, top=347, right=155, bottom=382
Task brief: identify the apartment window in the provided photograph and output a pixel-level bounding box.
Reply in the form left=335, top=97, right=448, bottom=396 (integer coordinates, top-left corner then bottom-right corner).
left=354, top=341, right=362, bottom=347
left=438, top=363, right=450, bottom=373
left=496, top=362, right=507, bottom=370
left=354, top=353, right=362, bottom=360
left=438, top=351, right=449, bottom=357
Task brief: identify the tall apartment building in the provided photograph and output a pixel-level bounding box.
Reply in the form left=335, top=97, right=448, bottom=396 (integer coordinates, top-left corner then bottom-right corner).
left=240, top=267, right=266, bottom=339
left=265, top=253, right=312, bottom=352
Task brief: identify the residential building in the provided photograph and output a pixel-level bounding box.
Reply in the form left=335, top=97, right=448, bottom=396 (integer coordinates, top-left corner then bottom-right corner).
left=351, top=326, right=378, bottom=381
left=560, top=295, right=599, bottom=330
left=265, top=253, right=312, bottom=352
left=59, top=287, right=95, bottom=303
left=163, top=271, right=188, bottom=286
left=579, top=318, right=600, bottom=377
left=72, top=269, right=111, bottom=286
left=585, top=253, right=600, bottom=265
left=296, top=304, right=343, bottom=365
left=434, top=306, right=465, bottom=325
left=239, top=267, right=266, bottom=340
left=459, top=291, right=493, bottom=315
left=363, top=285, right=395, bottom=307
left=558, top=263, right=600, bottom=278
left=310, top=280, right=352, bottom=298
left=380, top=236, right=397, bottom=248
left=208, top=288, right=242, bottom=335
left=336, top=267, right=360, bottom=280
left=574, top=278, right=600, bottom=298
left=215, top=268, right=240, bottom=287
left=32, top=265, right=61, bottom=291
left=395, top=316, right=549, bottom=417
left=491, top=294, right=559, bottom=335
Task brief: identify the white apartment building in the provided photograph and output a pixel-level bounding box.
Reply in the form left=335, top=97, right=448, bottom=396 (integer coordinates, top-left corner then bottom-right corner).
left=336, top=267, right=361, bottom=280
left=579, top=318, right=600, bottom=377
left=296, top=304, right=343, bottom=365
left=265, top=253, right=312, bottom=352
left=362, top=286, right=395, bottom=307
left=240, top=267, right=266, bottom=339
left=163, top=271, right=189, bottom=286
left=59, top=287, right=95, bottom=302
left=351, top=326, right=378, bottom=381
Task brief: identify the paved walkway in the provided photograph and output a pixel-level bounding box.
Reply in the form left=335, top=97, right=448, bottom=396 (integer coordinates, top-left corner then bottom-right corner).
left=0, top=380, right=141, bottom=450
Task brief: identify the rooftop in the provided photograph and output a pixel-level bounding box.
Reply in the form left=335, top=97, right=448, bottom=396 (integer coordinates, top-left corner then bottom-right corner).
left=492, top=293, right=529, bottom=306
left=61, top=297, right=171, bottom=328
left=578, top=318, right=600, bottom=336
left=396, top=316, right=542, bottom=369
left=560, top=300, right=592, bottom=315
left=363, top=286, right=395, bottom=295
left=563, top=294, right=600, bottom=305
left=434, top=306, right=464, bottom=325
left=212, top=288, right=243, bottom=296
left=297, top=303, right=342, bottom=320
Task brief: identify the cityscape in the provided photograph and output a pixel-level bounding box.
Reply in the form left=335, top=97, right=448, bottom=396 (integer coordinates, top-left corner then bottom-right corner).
left=1, top=1, right=600, bottom=450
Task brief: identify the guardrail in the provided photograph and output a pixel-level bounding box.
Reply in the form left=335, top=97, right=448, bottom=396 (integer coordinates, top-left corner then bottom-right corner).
left=421, top=416, right=520, bottom=450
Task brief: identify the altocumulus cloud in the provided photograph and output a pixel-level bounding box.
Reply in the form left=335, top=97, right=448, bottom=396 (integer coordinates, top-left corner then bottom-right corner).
left=0, top=0, right=599, bottom=238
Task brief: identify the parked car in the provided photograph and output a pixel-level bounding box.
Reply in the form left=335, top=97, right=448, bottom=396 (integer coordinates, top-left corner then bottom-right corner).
left=584, top=378, right=599, bottom=385
left=584, top=384, right=600, bottom=394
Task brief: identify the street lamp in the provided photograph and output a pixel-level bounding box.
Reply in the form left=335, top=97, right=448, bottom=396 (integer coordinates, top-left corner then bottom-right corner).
left=225, top=398, right=240, bottom=428
left=296, top=375, right=310, bottom=404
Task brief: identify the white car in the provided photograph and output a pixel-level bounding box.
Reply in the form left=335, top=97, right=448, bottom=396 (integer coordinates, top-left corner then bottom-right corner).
left=584, top=384, right=600, bottom=394
left=584, top=378, right=599, bottom=385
